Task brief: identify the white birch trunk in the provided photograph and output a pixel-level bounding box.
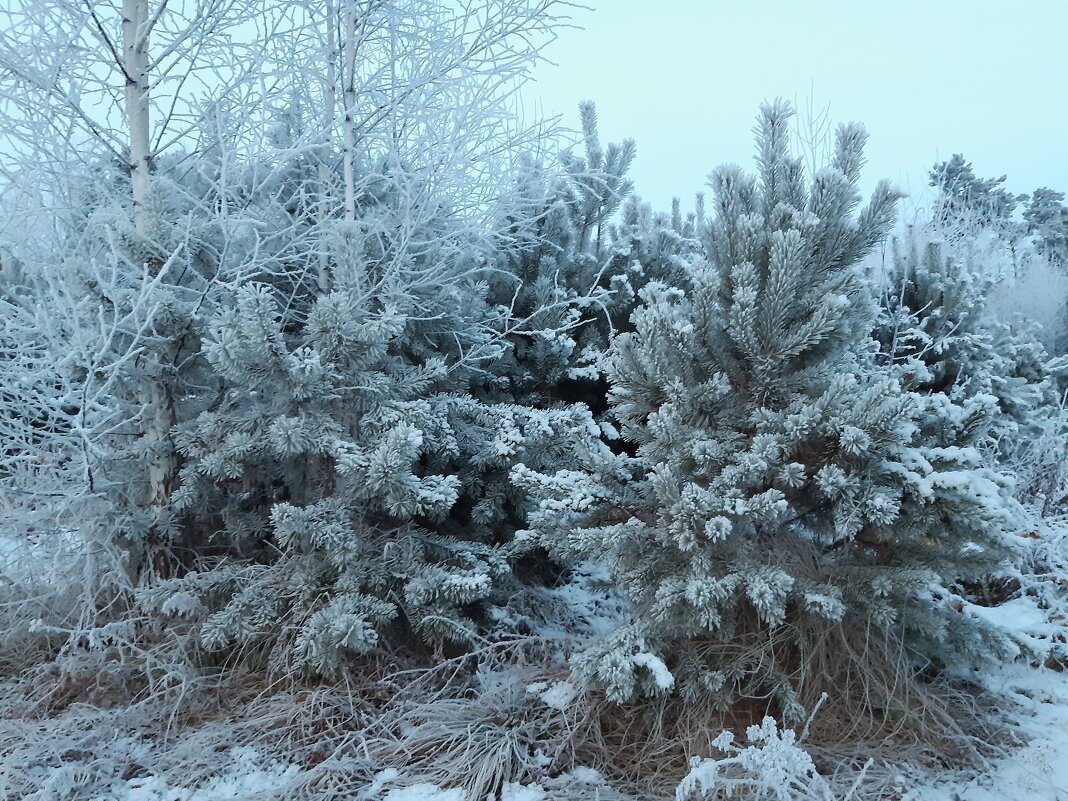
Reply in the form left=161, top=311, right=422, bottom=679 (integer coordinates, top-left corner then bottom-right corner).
left=341, top=1, right=357, bottom=223
left=140, top=371, right=177, bottom=511
left=124, top=1, right=174, bottom=512
left=122, top=0, right=152, bottom=235
left=317, top=0, right=339, bottom=293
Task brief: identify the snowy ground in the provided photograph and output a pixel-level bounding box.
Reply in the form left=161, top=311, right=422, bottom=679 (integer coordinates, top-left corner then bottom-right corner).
left=3, top=536, right=1067, bottom=800
left=104, top=765, right=612, bottom=801
left=84, top=665, right=1068, bottom=801
left=903, top=664, right=1068, bottom=801
left=72, top=657, right=1068, bottom=801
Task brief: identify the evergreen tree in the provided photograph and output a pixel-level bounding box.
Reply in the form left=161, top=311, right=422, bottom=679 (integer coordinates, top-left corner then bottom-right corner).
left=876, top=231, right=1068, bottom=518
left=488, top=102, right=637, bottom=407
left=930, top=154, right=1022, bottom=227
left=600, top=193, right=703, bottom=335
left=877, top=234, right=1064, bottom=444
left=133, top=146, right=605, bottom=675
left=490, top=103, right=700, bottom=417
left=1023, top=187, right=1068, bottom=266
left=515, top=101, right=1019, bottom=714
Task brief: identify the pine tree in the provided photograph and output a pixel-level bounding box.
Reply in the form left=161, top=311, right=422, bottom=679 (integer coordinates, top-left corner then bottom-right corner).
left=489, top=102, right=638, bottom=407
left=877, top=230, right=1068, bottom=517
left=600, top=193, right=703, bottom=335
left=490, top=103, right=702, bottom=421
left=1023, top=187, right=1068, bottom=266
left=126, top=133, right=606, bottom=674
left=514, top=101, right=1020, bottom=716
left=877, top=233, right=1063, bottom=443
left=930, top=154, right=1023, bottom=227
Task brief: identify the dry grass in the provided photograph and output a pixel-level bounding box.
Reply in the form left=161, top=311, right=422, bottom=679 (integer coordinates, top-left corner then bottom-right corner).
left=0, top=632, right=1024, bottom=801
left=554, top=617, right=1015, bottom=800
left=0, top=541, right=1036, bottom=801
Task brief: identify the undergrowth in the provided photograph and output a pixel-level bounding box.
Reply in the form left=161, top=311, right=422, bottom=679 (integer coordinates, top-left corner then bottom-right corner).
left=2, top=549, right=1059, bottom=801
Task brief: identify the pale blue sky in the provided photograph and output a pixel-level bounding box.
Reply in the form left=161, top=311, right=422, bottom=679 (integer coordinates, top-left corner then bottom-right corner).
left=524, top=0, right=1068, bottom=215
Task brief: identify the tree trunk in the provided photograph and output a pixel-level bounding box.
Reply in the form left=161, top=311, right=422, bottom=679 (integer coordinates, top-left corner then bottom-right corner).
left=341, top=1, right=357, bottom=223
left=140, top=367, right=177, bottom=511
left=122, top=0, right=152, bottom=235
left=317, top=0, right=339, bottom=293
left=123, top=1, right=175, bottom=519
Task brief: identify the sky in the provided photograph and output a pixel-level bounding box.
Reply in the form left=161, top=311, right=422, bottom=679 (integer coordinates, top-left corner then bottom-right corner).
left=523, top=0, right=1068, bottom=216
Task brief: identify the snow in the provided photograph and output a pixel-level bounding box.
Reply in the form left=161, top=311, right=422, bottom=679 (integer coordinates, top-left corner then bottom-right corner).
left=99, top=747, right=299, bottom=801
left=557, top=767, right=605, bottom=785
left=901, top=664, right=1068, bottom=800
left=964, top=595, right=1055, bottom=655
left=525, top=679, right=578, bottom=711
left=535, top=560, right=631, bottom=638
left=381, top=784, right=465, bottom=801
left=500, top=782, right=547, bottom=801
left=366, top=769, right=402, bottom=797
left=631, top=651, right=676, bottom=691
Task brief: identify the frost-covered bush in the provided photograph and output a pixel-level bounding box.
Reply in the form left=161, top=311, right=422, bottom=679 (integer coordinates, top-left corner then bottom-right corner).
left=488, top=102, right=633, bottom=406
left=515, top=101, right=1020, bottom=715
left=676, top=716, right=869, bottom=801
left=2, top=86, right=647, bottom=676
left=135, top=253, right=603, bottom=673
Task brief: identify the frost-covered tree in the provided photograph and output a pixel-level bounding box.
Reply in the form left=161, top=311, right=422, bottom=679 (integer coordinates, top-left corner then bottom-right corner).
left=600, top=193, right=703, bottom=333
left=0, top=0, right=588, bottom=679
left=929, top=154, right=1022, bottom=228
left=1023, top=187, right=1068, bottom=267
left=515, top=101, right=1020, bottom=716
left=118, top=20, right=619, bottom=674
left=875, top=230, right=1068, bottom=524
left=489, top=102, right=702, bottom=417
left=251, top=0, right=579, bottom=297
left=132, top=245, right=602, bottom=673
left=0, top=0, right=285, bottom=540
left=877, top=234, right=1064, bottom=445
left=487, top=102, right=636, bottom=405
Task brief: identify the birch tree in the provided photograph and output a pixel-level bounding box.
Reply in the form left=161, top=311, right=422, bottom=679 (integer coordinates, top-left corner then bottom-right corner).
left=0, top=0, right=280, bottom=239
left=0, top=0, right=288, bottom=628
left=121, top=0, right=153, bottom=234
left=262, top=1, right=577, bottom=299
left=0, top=0, right=592, bottom=676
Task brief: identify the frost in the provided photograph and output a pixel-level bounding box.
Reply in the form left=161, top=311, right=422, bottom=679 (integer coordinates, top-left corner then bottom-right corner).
left=97, top=747, right=299, bottom=801
left=557, top=767, right=604, bottom=785
left=676, top=717, right=865, bottom=801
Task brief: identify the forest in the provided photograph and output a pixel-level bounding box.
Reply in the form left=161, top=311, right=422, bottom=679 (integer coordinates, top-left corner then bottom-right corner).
left=1, top=2, right=1067, bottom=799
